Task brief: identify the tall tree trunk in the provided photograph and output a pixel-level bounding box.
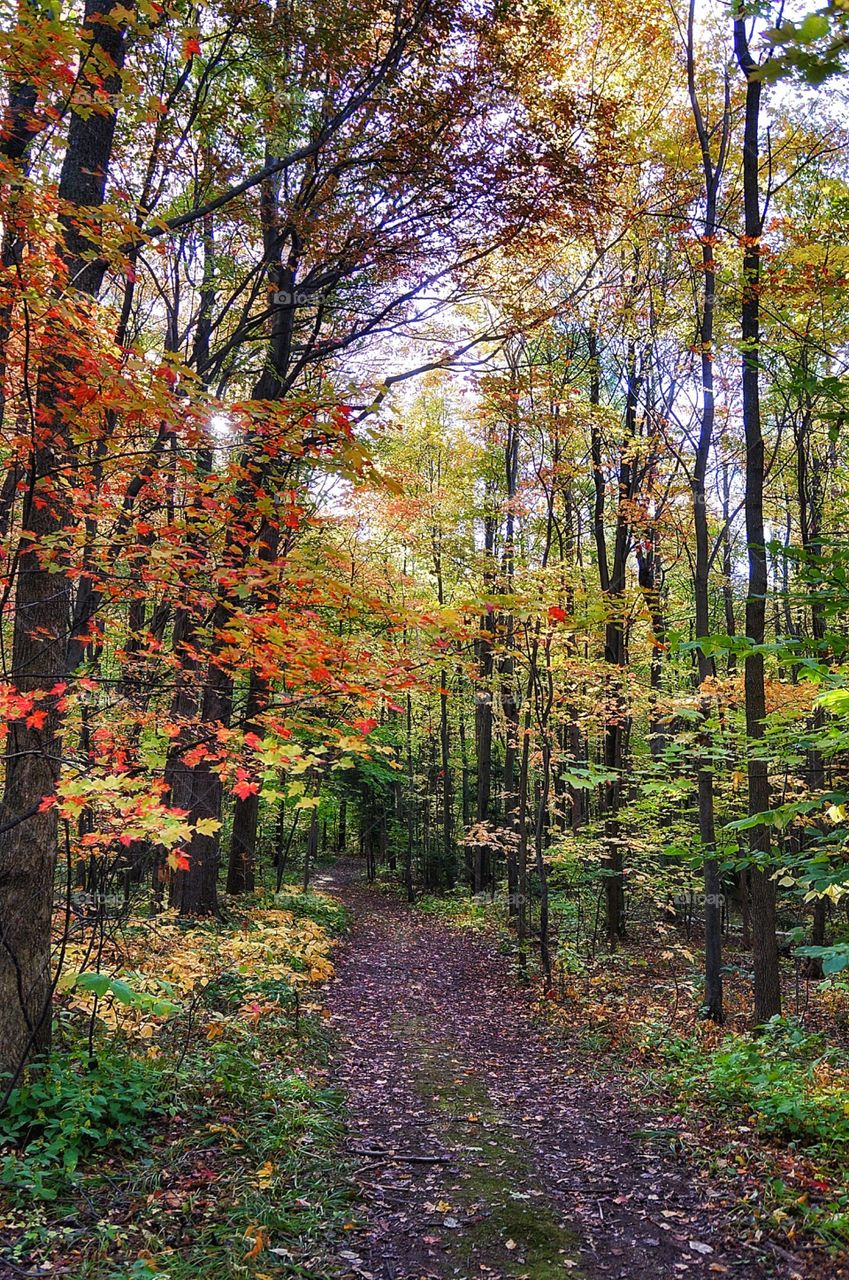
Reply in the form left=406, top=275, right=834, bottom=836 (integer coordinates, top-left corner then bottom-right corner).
left=795, top=359, right=829, bottom=972
left=688, top=4, right=729, bottom=1021
left=170, top=169, right=300, bottom=914
left=721, top=463, right=737, bottom=674
left=500, top=411, right=520, bottom=909
left=591, top=329, right=635, bottom=946
left=457, top=668, right=471, bottom=835
left=303, top=800, right=319, bottom=891
left=474, top=478, right=497, bottom=892
left=439, top=669, right=454, bottom=886
left=735, top=13, right=781, bottom=1023
left=226, top=523, right=281, bottom=893
left=337, top=797, right=348, bottom=853
left=0, top=0, right=128, bottom=1075
left=405, top=692, right=415, bottom=902
left=0, top=0, right=54, bottom=435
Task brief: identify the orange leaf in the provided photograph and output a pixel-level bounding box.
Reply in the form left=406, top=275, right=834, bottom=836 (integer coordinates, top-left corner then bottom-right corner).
left=243, top=1226, right=268, bottom=1259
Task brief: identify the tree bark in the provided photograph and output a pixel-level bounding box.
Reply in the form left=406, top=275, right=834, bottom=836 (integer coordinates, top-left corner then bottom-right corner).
left=0, top=0, right=128, bottom=1074
left=688, top=1, right=729, bottom=1021
left=735, top=12, right=781, bottom=1023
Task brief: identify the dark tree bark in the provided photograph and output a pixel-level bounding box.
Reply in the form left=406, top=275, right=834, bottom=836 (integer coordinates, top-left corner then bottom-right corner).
left=405, top=692, right=415, bottom=903
left=720, top=463, right=737, bottom=673
left=795, top=355, right=829, bottom=972
left=499, top=409, right=520, bottom=909
left=0, top=0, right=61, bottom=439
left=170, top=151, right=298, bottom=914
left=303, top=799, right=319, bottom=891
left=457, top=668, right=471, bottom=835
left=591, top=329, right=636, bottom=946
left=0, top=0, right=128, bottom=1074
left=734, top=11, right=781, bottom=1023
left=474, top=481, right=496, bottom=892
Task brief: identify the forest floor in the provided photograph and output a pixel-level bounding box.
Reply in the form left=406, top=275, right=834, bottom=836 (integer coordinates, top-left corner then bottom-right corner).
left=318, top=862, right=837, bottom=1280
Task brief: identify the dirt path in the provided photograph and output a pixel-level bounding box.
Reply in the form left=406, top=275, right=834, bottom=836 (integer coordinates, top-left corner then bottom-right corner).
left=319, top=866, right=797, bottom=1280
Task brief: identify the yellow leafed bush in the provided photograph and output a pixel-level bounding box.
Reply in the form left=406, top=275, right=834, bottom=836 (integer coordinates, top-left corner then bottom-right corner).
left=57, top=893, right=336, bottom=1042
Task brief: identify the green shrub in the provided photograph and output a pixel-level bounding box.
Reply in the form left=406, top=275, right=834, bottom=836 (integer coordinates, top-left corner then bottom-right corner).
left=657, top=1018, right=849, bottom=1156
left=416, top=891, right=495, bottom=930
left=700, top=1022, right=849, bottom=1152
left=272, top=888, right=349, bottom=933
left=0, top=1048, right=167, bottom=1201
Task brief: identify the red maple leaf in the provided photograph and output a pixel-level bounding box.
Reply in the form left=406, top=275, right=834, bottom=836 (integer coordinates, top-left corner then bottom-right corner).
left=353, top=717, right=378, bottom=735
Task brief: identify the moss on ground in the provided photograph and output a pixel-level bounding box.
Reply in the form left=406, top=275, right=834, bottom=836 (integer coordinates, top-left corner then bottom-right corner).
left=392, top=1011, right=586, bottom=1279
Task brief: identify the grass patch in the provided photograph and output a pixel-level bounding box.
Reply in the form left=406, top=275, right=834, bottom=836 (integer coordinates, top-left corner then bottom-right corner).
left=271, top=885, right=350, bottom=934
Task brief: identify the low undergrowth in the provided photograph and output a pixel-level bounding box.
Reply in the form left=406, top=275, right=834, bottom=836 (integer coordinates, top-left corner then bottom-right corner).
left=0, top=887, right=353, bottom=1278
left=414, top=889, right=501, bottom=932
left=641, top=1017, right=849, bottom=1250
left=550, top=948, right=849, bottom=1254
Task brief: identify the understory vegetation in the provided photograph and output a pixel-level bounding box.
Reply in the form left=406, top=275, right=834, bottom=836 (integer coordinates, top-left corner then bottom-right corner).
left=0, top=888, right=351, bottom=1276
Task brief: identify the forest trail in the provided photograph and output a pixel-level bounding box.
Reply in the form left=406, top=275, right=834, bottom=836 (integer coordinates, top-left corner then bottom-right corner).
left=318, top=864, right=789, bottom=1280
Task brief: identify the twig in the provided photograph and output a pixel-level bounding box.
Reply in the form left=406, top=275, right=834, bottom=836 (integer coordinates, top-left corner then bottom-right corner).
left=351, top=1147, right=453, bottom=1163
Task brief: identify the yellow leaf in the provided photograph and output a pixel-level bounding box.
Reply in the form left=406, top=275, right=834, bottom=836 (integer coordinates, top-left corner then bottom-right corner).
left=194, top=817, right=222, bottom=836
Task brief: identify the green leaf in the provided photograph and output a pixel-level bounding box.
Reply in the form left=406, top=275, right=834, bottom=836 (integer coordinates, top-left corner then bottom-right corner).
left=75, top=972, right=111, bottom=998
left=794, top=944, right=849, bottom=974
left=799, top=12, right=830, bottom=42
left=108, top=979, right=136, bottom=1005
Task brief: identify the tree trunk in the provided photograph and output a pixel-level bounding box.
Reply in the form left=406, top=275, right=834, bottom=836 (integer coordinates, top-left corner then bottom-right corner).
left=687, top=6, right=728, bottom=1021
left=735, top=14, right=781, bottom=1023
left=0, top=0, right=127, bottom=1075
left=591, top=329, right=635, bottom=945
left=474, top=496, right=496, bottom=892
left=303, top=802, right=318, bottom=891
